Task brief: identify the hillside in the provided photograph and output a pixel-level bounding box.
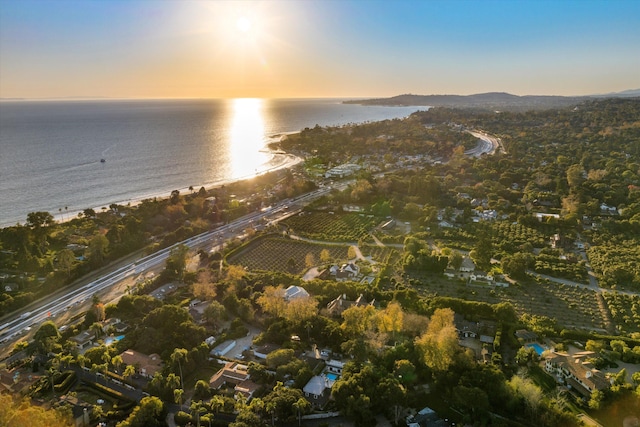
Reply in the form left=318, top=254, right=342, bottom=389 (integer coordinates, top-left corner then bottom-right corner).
left=344, top=92, right=620, bottom=111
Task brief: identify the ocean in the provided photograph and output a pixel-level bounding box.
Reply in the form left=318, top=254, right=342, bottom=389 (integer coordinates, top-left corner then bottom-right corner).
left=0, top=98, right=424, bottom=227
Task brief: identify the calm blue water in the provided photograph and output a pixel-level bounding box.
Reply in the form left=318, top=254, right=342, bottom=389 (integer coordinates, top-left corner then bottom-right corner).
left=0, top=98, right=425, bottom=227
left=104, top=335, right=125, bottom=346
left=325, top=373, right=339, bottom=381
left=526, top=343, right=545, bottom=356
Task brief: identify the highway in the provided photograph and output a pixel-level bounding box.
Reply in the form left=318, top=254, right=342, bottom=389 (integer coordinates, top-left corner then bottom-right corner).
left=0, top=182, right=346, bottom=347
left=464, top=130, right=503, bottom=157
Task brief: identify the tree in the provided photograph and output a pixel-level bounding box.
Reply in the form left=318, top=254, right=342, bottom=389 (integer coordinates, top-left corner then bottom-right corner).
left=377, top=301, right=404, bottom=339
left=90, top=322, right=104, bottom=339
left=56, top=249, right=75, bottom=276
left=174, top=388, right=184, bottom=410
left=262, top=382, right=306, bottom=424
left=502, top=252, right=533, bottom=280
left=170, top=348, right=188, bottom=390
left=0, top=393, right=71, bottom=427
left=123, top=364, right=136, bottom=382
left=377, top=375, right=406, bottom=425
left=87, top=234, right=109, bottom=266
left=449, top=250, right=463, bottom=271
left=164, top=244, right=189, bottom=281
left=257, top=286, right=287, bottom=318
left=292, top=397, right=311, bottom=427
left=284, top=296, right=318, bottom=324
left=26, top=211, right=55, bottom=229
left=266, top=349, right=295, bottom=369
left=112, top=355, right=123, bottom=373
left=320, top=249, right=331, bottom=263
left=194, top=380, right=211, bottom=401
left=205, top=300, right=227, bottom=330
left=509, top=375, right=543, bottom=417
left=470, top=234, right=493, bottom=271
left=304, top=252, right=316, bottom=268
left=348, top=246, right=357, bottom=260
left=415, top=308, right=459, bottom=372
left=117, top=396, right=165, bottom=427
left=31, top=320, right=60, bottom=356
left=193, top=270, right=217, bottom=300
left=341, top=305, right=376, bottom=337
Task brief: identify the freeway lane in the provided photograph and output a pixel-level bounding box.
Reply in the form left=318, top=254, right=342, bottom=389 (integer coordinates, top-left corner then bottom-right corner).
left=0, top=184, right=341, bottom=348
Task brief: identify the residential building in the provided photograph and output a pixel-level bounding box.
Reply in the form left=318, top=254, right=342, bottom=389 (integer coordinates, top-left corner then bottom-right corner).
left=544, top=352, right=609, bottom=398
left=119, top=349, right=163, bottom=378
left=284, top=285, right=310, bottom=301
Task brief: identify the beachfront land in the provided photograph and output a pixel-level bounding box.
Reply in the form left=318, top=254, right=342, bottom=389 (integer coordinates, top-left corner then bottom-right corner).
left=2, top=98, right=640, bottom=425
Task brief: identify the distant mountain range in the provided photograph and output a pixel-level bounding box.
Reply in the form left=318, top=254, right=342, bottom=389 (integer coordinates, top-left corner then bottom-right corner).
left=344, top=90, right=640, bottom=110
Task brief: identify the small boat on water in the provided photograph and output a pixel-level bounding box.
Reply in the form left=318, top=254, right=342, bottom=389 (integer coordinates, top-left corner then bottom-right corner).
left=100, top=158, right=106, bottom=163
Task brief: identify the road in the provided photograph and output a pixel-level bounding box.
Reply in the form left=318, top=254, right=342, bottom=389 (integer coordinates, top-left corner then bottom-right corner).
left=0, top=181, right=350, bottom=349
left=465, top=130, right=504, bottom=157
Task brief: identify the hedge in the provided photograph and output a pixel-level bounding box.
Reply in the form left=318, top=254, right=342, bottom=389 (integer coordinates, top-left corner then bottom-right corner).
left=80, top=380, right=134, bottom=404
left=54, top=370, right=77, bottom=394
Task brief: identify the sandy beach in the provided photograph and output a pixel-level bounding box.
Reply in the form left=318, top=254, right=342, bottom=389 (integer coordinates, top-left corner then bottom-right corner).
left=51, top=151, right=303, bottom=224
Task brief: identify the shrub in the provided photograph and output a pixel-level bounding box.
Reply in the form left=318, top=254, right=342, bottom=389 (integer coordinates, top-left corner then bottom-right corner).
left=174, top=411, right=193, bottom=426
left=54, top=370, right=77, bottom=394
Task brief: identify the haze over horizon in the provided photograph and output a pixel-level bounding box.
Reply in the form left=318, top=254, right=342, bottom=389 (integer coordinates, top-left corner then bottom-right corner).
left=1, top=0, right=638, bottom=100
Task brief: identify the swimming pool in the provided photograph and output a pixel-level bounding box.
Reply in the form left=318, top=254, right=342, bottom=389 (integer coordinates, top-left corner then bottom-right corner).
left=104, top=335, right=125, bottom=346
left=325, top=373, right=339, bottom=381
left=526, top=343, right=545, bottom=356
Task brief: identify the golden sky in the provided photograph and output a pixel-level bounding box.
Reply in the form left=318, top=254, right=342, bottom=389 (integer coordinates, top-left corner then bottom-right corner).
left=1, top=0, right=638, bottom=99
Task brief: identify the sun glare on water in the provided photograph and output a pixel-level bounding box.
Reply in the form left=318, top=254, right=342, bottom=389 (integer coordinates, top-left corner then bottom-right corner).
left=227, top=98, right=269, bottom=179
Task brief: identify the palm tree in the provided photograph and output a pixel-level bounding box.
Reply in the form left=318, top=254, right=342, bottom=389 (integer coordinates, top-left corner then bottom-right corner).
left=90, top=322, right=103, bottom=339
left=112, top=355, right=123, bottom=373
left=292, top=398, right=311, bottom=427
left=174, top=388, right=184, bottom=411
left=170, top=348, right=188, bottom=390
left=122, top=364, right=136, bottom=382
left=210, top=394, right=225, bottom=415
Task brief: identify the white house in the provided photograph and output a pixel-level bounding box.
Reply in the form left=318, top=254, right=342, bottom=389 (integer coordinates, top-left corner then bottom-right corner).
left=284, top=285, right=310, bottom=301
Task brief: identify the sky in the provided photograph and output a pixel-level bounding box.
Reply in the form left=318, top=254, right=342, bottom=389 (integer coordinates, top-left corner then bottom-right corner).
left=0, top=0, right=638, bottom=99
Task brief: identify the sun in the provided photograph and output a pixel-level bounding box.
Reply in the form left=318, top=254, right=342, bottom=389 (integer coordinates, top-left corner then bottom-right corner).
left=236, top=16, right=252, bottom=33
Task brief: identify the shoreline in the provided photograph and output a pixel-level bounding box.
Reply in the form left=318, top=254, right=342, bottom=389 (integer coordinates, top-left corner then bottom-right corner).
left=4, top=150, right=303, bottom=228
left=62, top=151, right=303, bottom=224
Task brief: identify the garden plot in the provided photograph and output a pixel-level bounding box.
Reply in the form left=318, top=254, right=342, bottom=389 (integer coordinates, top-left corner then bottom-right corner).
left=282, top=212, right=380, bottom=242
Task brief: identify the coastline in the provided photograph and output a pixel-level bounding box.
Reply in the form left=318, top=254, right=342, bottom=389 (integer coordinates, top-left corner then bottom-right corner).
left=47, top=150, right=303, bottom=226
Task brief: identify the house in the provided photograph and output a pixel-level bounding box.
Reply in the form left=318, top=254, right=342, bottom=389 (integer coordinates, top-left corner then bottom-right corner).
left=209, top=362, right=252, bottom=395
left=119, top=349, right=163, bottom=378
left=113, top=322, right=129, bottom=333
left=324, top=163, right=361, bottom=179
left=515, top=329, right=537, bottom=343
left=535, top=213, right=560, bottom=222
left=211, top=340, right=236, bottom=357
left=302, top=375, right=333, bottom=408
left=600, top=203, right=617, bottom=214
left=326, top=359, right=345, bottom=375
left=455, top=314, right=479, bottom=339
left=302, top=363, right=342, bottom=408
left=469, top=271, right=493, bottom=284
left=284, top=285, right=310, bottom=301
left=408, top=406, right=447, bottom=427
left=335, top=263, right=360, bottom=282
left=253, top=343, right=281, bottom=360
left=460, top=257, right=475, bottom=272
left=325, top=293, right=371, bottom=317
left=544, top=352, right=609, bottom=398
left=100, top=317, right=122, bottom=334
left=69, top=330, right=94, bottom=350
